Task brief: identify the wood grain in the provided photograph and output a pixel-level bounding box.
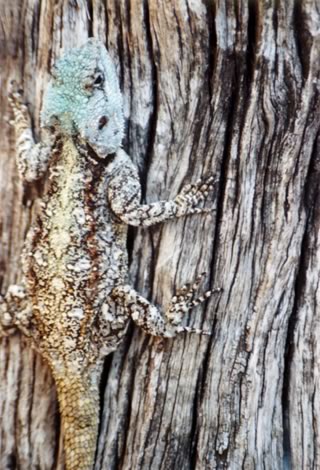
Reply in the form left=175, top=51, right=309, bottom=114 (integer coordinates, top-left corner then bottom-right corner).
left=0, top=1, right=319, bottom=469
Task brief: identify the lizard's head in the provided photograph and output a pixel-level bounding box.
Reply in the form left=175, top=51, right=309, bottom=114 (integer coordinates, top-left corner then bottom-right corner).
left=41, top=38, right=124, bottom=157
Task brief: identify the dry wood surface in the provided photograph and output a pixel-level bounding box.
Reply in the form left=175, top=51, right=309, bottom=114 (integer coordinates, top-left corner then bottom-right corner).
left=0, top=1, right=320, bottom=469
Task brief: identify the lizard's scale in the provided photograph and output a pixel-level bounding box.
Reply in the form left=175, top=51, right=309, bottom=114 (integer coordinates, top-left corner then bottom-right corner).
left=56, top=373, right=100, bottom=469
left=1, top=39, right=220, bottom=470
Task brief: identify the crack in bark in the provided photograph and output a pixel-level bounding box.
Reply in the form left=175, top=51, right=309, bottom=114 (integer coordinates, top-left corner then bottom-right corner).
left=245, top=0, right=260, bottom=98
left=116, top=346, right=138, bottom=469
left=293, top=0, right=311, bottom=81
left=86, top=0, right=93, bottom=37
left=141, top=0, right=158, bottom=197
left=204, top=0, right=217, bottom=101
left=282, top=131, right=320, bottom=468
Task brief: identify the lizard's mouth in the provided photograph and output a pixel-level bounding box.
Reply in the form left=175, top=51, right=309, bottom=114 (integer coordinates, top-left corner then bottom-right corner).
left=86, top=143, right=116, bottom=163
left=85, top=143, right=104, bottom=162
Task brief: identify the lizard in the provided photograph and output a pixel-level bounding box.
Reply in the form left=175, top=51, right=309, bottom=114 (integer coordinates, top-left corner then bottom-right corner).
left=0, top=38, right=220, bottom=470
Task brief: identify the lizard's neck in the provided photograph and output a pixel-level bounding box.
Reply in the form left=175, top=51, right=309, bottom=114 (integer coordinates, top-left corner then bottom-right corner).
left=51, top=134, right=116, bottom=173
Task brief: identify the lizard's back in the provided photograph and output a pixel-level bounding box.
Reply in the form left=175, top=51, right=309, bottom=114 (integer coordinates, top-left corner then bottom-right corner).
left=24, top=138, right=129, bottom=369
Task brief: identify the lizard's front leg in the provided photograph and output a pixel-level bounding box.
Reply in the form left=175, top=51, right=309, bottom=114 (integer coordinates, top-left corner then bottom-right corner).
left=108, top=155, right=216, bottom=226
left=9, top=82, right=53, bottom=182
left=0, top=285, right=33, bottom=338
left=110, top=274, right=221, bottom=338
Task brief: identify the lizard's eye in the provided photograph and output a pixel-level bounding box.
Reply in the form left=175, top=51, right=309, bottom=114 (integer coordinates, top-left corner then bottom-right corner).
left=93, top=73, right=104, bottom=87
left=84, top=72, right=104, bottom=93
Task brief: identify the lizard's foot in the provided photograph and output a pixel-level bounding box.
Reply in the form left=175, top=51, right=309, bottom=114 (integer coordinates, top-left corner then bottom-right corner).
left=109, top=276, right=221, bottom=339
left=0, top=285, right=30, bottom=337
left=8, top=81, right=30, bottom=124
left=0, top=297, right=15, bottom=335
left=166, top=272, right=222, bottom=335
left=175, top=175, right=217, bottom=217
left=8, top=80, right=24, bottom=103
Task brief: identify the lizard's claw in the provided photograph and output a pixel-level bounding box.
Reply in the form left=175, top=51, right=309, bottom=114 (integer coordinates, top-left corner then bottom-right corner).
left=166, top=272, right=222, bottom=334
left=8, top=80, right=24, bottom=104
left=0, top=294, right=15, bottom=336
left=8, top=81, right=29, bottom=124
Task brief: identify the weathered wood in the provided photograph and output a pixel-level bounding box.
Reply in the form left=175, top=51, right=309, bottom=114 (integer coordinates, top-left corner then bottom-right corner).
left=0, top=1, right=319, bottom=469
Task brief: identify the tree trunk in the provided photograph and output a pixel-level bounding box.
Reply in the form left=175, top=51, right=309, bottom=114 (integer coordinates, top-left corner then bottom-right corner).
left=1, top=1, right=320, bottom=469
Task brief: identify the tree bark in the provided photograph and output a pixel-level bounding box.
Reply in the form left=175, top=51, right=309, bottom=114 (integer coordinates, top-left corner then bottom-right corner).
left=1, top=1, right=320, bottom=469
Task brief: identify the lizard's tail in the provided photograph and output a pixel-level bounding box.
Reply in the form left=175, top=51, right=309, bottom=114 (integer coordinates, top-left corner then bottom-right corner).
left=55, top=374, right=100, bottom=470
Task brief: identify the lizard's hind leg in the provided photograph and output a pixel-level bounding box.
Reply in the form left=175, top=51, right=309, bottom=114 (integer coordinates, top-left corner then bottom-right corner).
left=0, top=284, right=33, bottom=338
left=110, top=274, right=221, bottom=338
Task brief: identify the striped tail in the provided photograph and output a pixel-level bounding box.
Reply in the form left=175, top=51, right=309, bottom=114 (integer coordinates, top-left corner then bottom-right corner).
left=55, top=374, right=100, bottom=470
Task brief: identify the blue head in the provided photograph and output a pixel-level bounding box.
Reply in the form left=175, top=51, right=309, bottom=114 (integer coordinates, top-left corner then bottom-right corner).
left=41, top=39, right=124, bottom=157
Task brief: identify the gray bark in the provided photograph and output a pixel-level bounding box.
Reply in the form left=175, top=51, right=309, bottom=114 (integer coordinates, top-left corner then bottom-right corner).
left=0, top=1, right=320, bottom=469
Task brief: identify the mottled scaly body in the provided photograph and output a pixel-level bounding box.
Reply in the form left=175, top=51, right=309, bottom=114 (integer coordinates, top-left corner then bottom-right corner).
left=1, top=39, right=220, bottom=470
left=26, top=139, right=130, bottom=372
